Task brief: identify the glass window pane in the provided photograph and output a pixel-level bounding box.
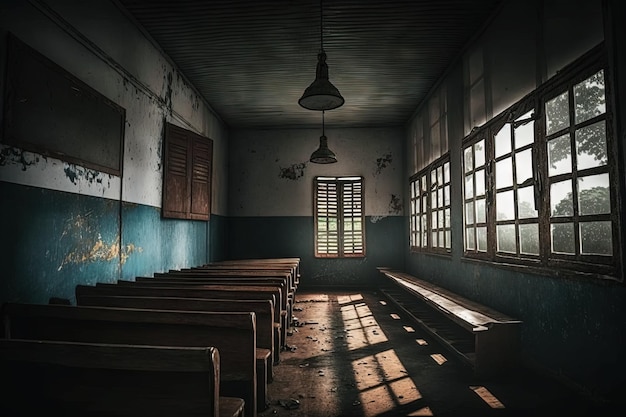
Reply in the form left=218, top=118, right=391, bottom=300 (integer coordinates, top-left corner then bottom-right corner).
left=444, top=185, right=450, bottom=206
left=551, top=223, right=575, bottom=254
left=432, top=231, right=438, bottom=246
left=496, top=190, right=515, bottom=221
left=437, top=166, right=444, bottom=185
left=551, top=180, right=573, bottom=217
left=431, top=169, right=437, bottom=187
left=438, top=231, right=444, bottom=248
left=437, top=188, right=443, bottom=207
left=415, top=197, right=420, bottom=214
left=431, top=191, right=438, bottom=208
left=574, top=70, right=605, bottom=125
left=466, top=227, right=475, bottom=250
left=576, top=121, right=607, bottom=169
left=445, top=230, right=451, bottom=249
left=475, top=169, right=485, bottom=196
left=516, top=149, right=533, bottom=185
left=476, top=198, right=486, bottom=223
left=495, top=125, right=511, bottom=158
left=474, top=140, right=485, bottom=167
left=432, top=211, right=438, bottom=228
left=580, top=221, right=612, bottom=255
left=465, top=202, right=475, bottom=225
left=497, top=224, right=516, bottom=253
left=443, top=162, right=450, bottom=183
left=477, top=226, right=487, bottom=252
left=519, top=223, right=539, bottom=255
left=411, top=181, right=416, bottom=198
left=514, top=111, right=534, bottom=149
left=465, top=175, right=474, bottom=199
left=422, top=216, right=428, bottom=246
left=464, top=147, right=473, bottom=173
left=496, top=157, right=513, bottom=189
left=421, top=176, right=427, bottom=192
left=578, top=173, right=611, bottom=215
left=438, top=210, right=444, bottom=230
left=548, top=134, right=572, bottom=176
left=445, top=208, right=450, bottom=228
left=517, top=186, right=537, bottom=219
left=546, top=91, right=570, bottom=136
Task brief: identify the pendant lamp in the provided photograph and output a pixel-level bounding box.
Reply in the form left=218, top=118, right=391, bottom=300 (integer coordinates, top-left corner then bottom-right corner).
left=310, top=111, right=337, bottom=164
left=298, top=0, right=344, bottom=111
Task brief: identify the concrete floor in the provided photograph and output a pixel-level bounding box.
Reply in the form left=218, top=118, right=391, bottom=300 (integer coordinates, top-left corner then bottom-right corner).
left=259, top=290, right=618, bottom=417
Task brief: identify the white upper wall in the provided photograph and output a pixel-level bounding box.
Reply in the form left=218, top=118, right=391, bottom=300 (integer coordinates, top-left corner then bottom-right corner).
left=0, top=0, right=228, bottom=215
left=229, top=127, right=404, bottom=217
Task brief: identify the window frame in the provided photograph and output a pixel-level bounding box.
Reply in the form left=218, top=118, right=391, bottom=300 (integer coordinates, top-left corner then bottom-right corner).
left=314, top=176, right=366, bottom=258
left=409, top=154, right=451, bottom=255
left=461, top=44, right=623, bottom=281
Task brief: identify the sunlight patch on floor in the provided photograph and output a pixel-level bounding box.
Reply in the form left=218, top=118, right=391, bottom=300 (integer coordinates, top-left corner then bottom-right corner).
left=470, top=385, right=505, bottom=408
left=430, top=353, right=448, bottom=365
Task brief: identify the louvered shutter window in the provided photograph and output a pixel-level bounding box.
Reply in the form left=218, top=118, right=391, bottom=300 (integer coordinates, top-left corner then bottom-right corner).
left=163, top=123, right=213, bottom=221
left=315, top=176, right=365, bottom=258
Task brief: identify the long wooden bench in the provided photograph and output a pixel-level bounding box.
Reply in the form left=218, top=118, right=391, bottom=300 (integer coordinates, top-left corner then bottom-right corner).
left=378, top=268, right=522, bottom=378
left=76, top=283, right=284, bottom=372
left=89, top=282, right=287, bottom=352
left=208, top=258, right=301, bottom=288
left=155, top=269, right=294, bottom=326
left=135, top=275, right=291, bottom=343
left=1, top=302, right=260, bottom=417
left=77, top=295, right=278, bottom=380
left=0, top=338, right=245, bottom=417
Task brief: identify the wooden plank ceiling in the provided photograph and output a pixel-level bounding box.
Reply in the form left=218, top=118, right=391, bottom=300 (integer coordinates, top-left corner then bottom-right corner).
left=116, top=0, right=502, bottom=129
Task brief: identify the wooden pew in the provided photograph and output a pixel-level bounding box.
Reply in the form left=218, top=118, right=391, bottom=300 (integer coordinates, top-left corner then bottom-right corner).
left=0, top=338, right=244, bottom=417
left=378, top=268, right=522, bottom=378
left=156, top=269, right=294, bottom=322
left=78, top=295, right=278, bottom=379
left=87, top=282, right=287, bottom=351
left=136, top=274, right=291, bottom=340
left=209, top=258, right=301, bottom=287
left=1, top=302, right=260, bottom=417
left=182, top=266, right=297, bottom=294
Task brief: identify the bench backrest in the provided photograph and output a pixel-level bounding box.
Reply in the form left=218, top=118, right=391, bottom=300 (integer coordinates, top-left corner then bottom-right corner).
left=84, top=283, right=284, bottom=321
left=1, top=302, right=256, bottom=384
left=0, top=338, right=220, bottom=417
left=77, top=295, right=274, bottom=354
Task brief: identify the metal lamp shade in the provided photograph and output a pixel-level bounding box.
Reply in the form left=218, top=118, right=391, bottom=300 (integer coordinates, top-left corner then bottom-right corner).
left=310, top=135, right=337, bottom=164
left=299, top=52, right=344, bottom=111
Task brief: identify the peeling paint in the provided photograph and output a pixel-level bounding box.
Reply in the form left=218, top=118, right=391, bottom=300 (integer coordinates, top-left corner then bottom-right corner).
left=0, top=146, right=41, bottom=171
left=374, top=152, right=393, bottom=175
left=120, top=243, right=144, bottom=265
left=388, top=194, right=402, bottom=214
left=370, top=215, right=388, bottom=223
left=279, top=162, right=306, bottom=181
left=63, top=164, right=109, bottom=186
left=58, top=234, right=119, bottom=271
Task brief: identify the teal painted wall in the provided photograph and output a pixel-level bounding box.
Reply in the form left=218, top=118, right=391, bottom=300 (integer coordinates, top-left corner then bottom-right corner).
left=0, top=182, right=212, bottom=304
left=228, top=215, right=404, bottom=288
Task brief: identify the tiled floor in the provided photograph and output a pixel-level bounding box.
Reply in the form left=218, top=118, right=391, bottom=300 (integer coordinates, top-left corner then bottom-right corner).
left=259, top=290, right=618, bottom=417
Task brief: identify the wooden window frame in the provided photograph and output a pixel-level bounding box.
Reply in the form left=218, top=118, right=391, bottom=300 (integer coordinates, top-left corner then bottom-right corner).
left=461, top=44, right=623, bottom=281
left=314, top=176, right=366, bottom=258
left=162, top=123, right=213, bottom=221
left=409, top=154, right=451, bottom=255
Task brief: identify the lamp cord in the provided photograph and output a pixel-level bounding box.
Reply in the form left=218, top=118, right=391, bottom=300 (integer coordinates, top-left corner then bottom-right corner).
left=322, top=110, right=325, bottom=135
left=319, top=0, right=324, bottom=52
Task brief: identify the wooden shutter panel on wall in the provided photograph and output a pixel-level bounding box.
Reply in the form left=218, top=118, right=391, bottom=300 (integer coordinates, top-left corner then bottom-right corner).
left=163, top=123, right=212, bottom=221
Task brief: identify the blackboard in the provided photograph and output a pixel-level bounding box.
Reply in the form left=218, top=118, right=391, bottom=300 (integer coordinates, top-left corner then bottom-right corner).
left=2, top=34, right=125, bottom=176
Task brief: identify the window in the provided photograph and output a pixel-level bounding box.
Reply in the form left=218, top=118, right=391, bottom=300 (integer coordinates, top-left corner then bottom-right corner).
left=409, top=156, right=451, bottom=253
left=162, top=123, right=213, bottom=221
left=314, top=176, right=365, bottom=258
left=462, top=46, right=622, bottom=280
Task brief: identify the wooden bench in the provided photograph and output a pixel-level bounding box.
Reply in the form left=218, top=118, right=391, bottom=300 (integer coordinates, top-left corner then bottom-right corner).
left=88, top=282, right=287, bottom=352
left=155, top=269, right=294, bottom=326
left=77, top=295, right=278, bottom=379
left=0, top=338, right=244, bottom=417
left=208, top=258, right=301, bottom=288
left=137, top=274, right=291, bottom=341
left=378, top=268, right=522, bottom=378
left=1, top=302, right=260, bottom=417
